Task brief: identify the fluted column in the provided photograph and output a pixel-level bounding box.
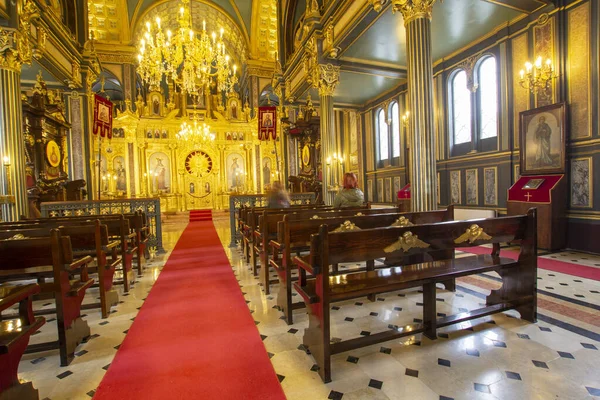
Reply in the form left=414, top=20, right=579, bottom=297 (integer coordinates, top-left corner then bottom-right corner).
left=394, top=0, right=438, bottom=211
left=315, top=64, right=340, bottom=205
left=0, top=22, right=35, bottom=220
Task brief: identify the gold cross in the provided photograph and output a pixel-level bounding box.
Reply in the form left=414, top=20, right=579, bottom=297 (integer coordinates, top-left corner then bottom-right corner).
left=525, top=192, right=532, bottom=202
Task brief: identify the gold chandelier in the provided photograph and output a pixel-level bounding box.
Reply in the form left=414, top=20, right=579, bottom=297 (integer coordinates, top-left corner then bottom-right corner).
left=176, top=115, right=215, bottom=146
left=137, top=0, right=238, bottom=96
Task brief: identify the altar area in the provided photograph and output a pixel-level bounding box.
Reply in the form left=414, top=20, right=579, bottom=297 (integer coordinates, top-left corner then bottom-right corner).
left=92, top=88, right=283, bottom=212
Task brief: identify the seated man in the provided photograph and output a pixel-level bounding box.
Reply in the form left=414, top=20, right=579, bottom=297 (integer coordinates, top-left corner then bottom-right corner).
left=333, top=172, right=364, bottom=208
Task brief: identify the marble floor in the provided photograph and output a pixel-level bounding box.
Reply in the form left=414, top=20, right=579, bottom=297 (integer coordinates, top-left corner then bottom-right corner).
left=10, top=213, right=600, bottom=399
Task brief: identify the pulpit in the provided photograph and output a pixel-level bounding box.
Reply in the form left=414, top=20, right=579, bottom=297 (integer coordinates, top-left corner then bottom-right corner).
left=397, top=183, right=411, bottom=212
left=507, top=174, right=566, bottom=250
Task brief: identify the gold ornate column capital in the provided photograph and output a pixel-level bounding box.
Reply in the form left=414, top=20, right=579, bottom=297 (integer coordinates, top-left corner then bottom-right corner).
left=392, top=0, right=438, bottom=24
left=0, top=28, right=31, bottom=72
left=314, top=64, right=340, bottom=97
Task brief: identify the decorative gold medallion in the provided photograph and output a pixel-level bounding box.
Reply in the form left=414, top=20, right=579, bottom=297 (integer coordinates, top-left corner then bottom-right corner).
left=185, top=150, right=213, bottom=177
left=310, top=215, right=321, bottom=220
left=332, top=220, right=361, bottom=232
left=355, top=212, right=364, bottom=216
left=454, top=224, right=493, bottom=244
left=46, top=140, right=61, bottom=167
left=391, top=216, right=414, bottom=227
left=384, top=231, right=430, bottom=253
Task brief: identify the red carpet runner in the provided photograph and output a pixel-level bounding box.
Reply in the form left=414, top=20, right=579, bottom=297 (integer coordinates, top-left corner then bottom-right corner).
left=94, top=221, right=286, bottom=400
left=457, top=247, right=600, bottom=281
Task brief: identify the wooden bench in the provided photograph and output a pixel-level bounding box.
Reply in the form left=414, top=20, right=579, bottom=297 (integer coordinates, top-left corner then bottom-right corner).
left=0, top=221, right=121, bottom=319
left=252, top=206, right=372, bottom=289
left=294, top=209, right=537, bottom=382
left=0, top=230, right=95, bottom=366
left=0, top=284, right=45, bottom=400
left=270, top=206, right=455, bottom=324
left=240, top=205, right=331, bottom=264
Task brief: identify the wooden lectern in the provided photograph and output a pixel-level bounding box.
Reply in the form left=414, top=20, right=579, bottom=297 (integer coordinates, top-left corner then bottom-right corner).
left=507, top=174, right=566, bottom=250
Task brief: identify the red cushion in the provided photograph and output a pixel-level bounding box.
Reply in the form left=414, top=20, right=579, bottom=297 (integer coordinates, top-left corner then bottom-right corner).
left=507, top=174, right=563, bottom=203
left=397, top=183, right=411, bottom=199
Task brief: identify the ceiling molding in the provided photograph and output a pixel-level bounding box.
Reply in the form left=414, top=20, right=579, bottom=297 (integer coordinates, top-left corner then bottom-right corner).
left=482, top=0, right=549, bottom=14
left=338, top=58, right=406, bottom=79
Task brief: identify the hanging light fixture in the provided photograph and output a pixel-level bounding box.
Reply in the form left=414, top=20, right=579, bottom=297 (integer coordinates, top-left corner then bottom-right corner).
left=136, top=0, right=238, bottom=97
left=176, top=115, right=215, bottom=146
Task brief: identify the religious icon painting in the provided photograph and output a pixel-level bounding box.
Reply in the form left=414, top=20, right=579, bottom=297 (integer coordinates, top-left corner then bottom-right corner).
left=514, top=165, right=521, bottom=184
left=367, top=179, right=373, bottom=203
left=377, top=178, right=384, bottom=203
left=450, top=170, right=461, bottom=204
left=466, top=169, right=478, bottom=205
left=148, top=152, right=170, bottom=193
left=483, top=167, right=498, bottom=206
left=570, top=157, right=592, bottom=208
left=45, top=140, right=61, bottom=168
left=393, top=177, right=401, bottom=199
left=227, top=153, right=245, bottom=191
left=519, top=102, right=566, bottom=175
left=113, top=156, right=127, bottom=192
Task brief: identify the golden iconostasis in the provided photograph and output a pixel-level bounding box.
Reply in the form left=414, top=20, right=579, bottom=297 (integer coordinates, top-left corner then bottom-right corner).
left=91, top=92, right=282, bottom=212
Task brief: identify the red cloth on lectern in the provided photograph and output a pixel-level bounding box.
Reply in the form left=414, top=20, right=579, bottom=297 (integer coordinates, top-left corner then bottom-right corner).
left=397, top=183, right=411, bottom=199
left=507, top=175, right=563, bottom=204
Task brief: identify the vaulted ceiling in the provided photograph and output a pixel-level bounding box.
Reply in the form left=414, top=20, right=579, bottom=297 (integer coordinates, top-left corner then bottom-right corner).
left=290, top=0, right=552, bottom=107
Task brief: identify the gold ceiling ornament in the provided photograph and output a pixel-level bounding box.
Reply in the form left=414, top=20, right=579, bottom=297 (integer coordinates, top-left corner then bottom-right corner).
left=176, top=114, right=215, bottom=147
left=392, top=0, right=440, bottom=24
left=368, top=0, right=388, bottom=13
left=454, top=224, right=492, bottom=244
left=332, top=220, right=361, bottom=232
left=391, top=216, right=414, bottom=227
left=137, top=0, right=237, bottom=97
left=518, top=56, right=555, bottom=98
left=384, top=231, right=430, bottom=252
left=314, top=64, right=340, bottom=97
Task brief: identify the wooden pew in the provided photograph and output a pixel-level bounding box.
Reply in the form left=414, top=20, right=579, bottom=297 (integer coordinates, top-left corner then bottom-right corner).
left=294, top=209, right=537, bottom=382
left=0, top=221, right=121, bottom=318
left=240, top=205, right=332, bottom=264
left=254, top=206, right=399, bottom=294
left=251, top=206, right=368, bottom=288
left=0, top=230, right=95, bottom=366
left=270, top=206, right=455, bottom=324
left=0, top=284, right=45, bottom=400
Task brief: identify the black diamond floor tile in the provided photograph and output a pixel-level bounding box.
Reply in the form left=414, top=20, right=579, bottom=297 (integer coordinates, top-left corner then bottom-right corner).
left=506, top=371, right=522, bottom=380
left=581, top=343, right=598, bottom=350
left=75, top=350, right=88, bottom=357
left=288, top=328, right=298, bottom=334
left=586, top=387, right=600, bottom=396
left=346, top=356, right=359, bottom=364
left=517, top=333, right=530, bottom=340
left=344, top=317, right=354, bottom=322
left=102, top=364, right=110, bottom=370
left=439, top=396, right=454, bottom=400
left=474, top=383, right=490, bottom=393
left=360, top=331, right=371, bottom=336
left=438, top=358, right=451, bottom=367
left=99, top=321, right=109, bottom=326
left=380, top=347, right=391, bottom=354
left=557, top=351, right=574, bottom=359
left=493, top=340, right=507, bottom=348
left=405, top=368, right=419, bottom=378
left=87, top=390, right=96, bottom=397
left=466, top=348, right=480, bottom=357
left=539, top=327, right=552, bottom=332
left=31, top=357, right=46, bottom=364
left=57, top=371, right=73, bottom=379
left=394, top=307, right=403, bottom=311
left=268, top=352, right=275, bottom=359
left=310, top=364, right=319, bottom=372
left=328, top=390, right=344, bottom=400
left=532, top=360, right=549, bottom=369
left=368, top=379, right=383, bottom=389
left=370, top=312, right=379, bottom=316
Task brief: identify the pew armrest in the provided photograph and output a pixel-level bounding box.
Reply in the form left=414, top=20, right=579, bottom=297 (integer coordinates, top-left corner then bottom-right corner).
left=66, top=255, right=93, bottom=272
left=0, top=284, right=40, bottom=313
left=269, top=240, right=282, bottom=251
left=103, top=240, right=120, bottom=252
left=293, top=255, right=313, bottom=275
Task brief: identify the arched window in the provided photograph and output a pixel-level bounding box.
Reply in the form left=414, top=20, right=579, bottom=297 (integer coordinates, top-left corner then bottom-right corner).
left=448, top=55, right=499, bottom=156
left=377, top=108, right=388, bottom=161
left=478, top=57, right=497, bottom=139
left=390, top=102, right=400, bottom=158
left=451, top=70, right=471, bottom=145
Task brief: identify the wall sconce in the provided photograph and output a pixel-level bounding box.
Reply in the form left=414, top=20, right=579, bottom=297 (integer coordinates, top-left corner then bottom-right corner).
left=401, top=111, right=410, bottom=128
left=519, top=56, right=555, bottom=97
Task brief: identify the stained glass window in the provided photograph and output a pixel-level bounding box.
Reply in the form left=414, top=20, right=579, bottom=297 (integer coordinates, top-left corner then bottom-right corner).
left=390, top=102, right=400, bottom=158
left=478, top=57, right=498, bottom=139
left=378, top=109, right=388, bottom=161
left=451, top=70, right=471, bottom=145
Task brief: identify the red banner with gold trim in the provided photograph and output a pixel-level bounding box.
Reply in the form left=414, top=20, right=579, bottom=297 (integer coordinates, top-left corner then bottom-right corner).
left=258, top=106, right=276, bottom=140
left=93, top=94, right=113, bottom=139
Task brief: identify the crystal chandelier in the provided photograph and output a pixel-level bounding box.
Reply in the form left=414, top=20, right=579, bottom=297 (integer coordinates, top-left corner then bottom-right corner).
left=176, top=115, right=215, bottom=146
left=137, top=0, right=238, bottom=96
left=519, top=56, right=555, bottom=96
